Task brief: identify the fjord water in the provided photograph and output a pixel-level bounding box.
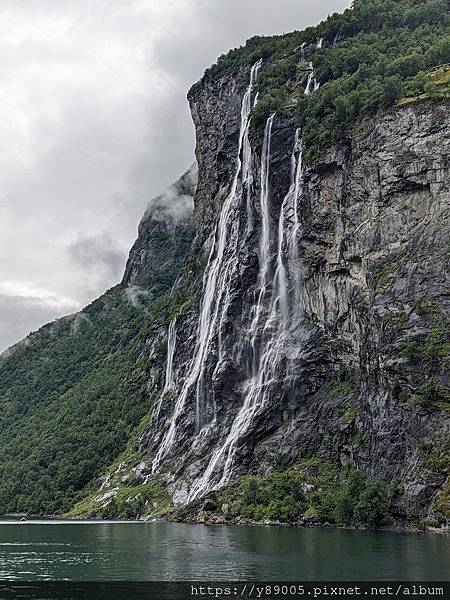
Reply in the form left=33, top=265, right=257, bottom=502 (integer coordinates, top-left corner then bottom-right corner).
left=0, top=521, right=448, bottom=581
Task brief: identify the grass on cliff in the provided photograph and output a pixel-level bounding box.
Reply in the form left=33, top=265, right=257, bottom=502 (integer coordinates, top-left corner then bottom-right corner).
left=433, top=478, right=450, bottom=520
left=200, top=0, right=449, bottom=160
left=381, top=297, right=450, bottom=412
left=397, top=66, right=450, bottom=105
left=67, top=434, right=174, bottom=519
left=70, top=481, right=172, bottom=520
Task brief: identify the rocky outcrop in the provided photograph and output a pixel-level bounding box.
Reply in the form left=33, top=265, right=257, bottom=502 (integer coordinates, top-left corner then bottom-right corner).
left=122, top=163, right=197, bottom=289
left=113, top=65, right=449, bottom=520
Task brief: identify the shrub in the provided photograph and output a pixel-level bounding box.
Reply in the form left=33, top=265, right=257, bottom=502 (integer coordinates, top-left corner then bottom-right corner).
left=224, top=471, right=307, bottom=522
left=200, top=0, right=449, bottom=160
left=354, top=481, right=392, bottom=527
left=220, top=461, right=394, bottom=527
left=311, top=468, right=393, bottom=527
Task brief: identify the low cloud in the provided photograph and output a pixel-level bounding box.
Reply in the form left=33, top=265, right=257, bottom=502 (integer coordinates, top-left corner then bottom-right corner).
left=124, top=285, right=151, bottom=309
left=144, top=162, right=197, bottom=223
left=0, top=0, right=350, bottom=352
left=66, top=231, right=127, bottom=302
left=68, top=231, right=126, bottom=278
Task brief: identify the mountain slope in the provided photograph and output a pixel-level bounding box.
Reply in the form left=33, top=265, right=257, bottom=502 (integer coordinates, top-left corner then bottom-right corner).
left=76, top=0, right=449, bottom=526
left=0, top=165, right=197, bottom=514
left=1, top=0, right=449, bottom=526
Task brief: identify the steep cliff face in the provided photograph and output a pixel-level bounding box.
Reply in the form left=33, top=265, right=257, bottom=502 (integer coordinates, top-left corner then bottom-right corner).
left=122, top=63, right=449, bottom=520
left=3, top=0, right=448, bottom=523
left=122, top=164, right=197, bottom=289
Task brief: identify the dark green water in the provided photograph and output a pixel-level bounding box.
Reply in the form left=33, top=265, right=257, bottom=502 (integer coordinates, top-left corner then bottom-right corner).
left=0, top=521, right=448, bottom=581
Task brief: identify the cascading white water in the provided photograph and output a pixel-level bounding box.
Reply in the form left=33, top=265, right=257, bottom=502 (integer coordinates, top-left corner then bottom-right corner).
left=152, top=319, right=177, bottom=427
left=289, top=132, right=304, bottom=313
left=248, top=113, right=275, bottom=372
left=274, top=197, right=290, bottom=329
left=243, top=79, right=262, bottom=232
left=300, top=41, right=307, bottom=59
left=164, top=320, right=177, bottom=391
left=192, top=58, right=261, bottom=428
left=188, top=114, right=276, bottom=500
left=151, top=60, right=262, bottom=473
left=274, top=128, right=302, bottom=328
left=188, top=125, right=306, bottom=502
left=305, top=38, right=323, bottom=95
left=305, top=65, right=320, bottom=95
left=258, top=114, right=275, bottom=290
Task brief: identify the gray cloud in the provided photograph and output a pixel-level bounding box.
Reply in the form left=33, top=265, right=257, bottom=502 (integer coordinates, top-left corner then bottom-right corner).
left=0, top=0, right=350, bottom=352
left=68, top=232, right=126, bottom=277
left=0, top=291, right=78, bottom=354
left=144, top=162, right=197, bottom=223
left=66, top=232, right=127, bottom=302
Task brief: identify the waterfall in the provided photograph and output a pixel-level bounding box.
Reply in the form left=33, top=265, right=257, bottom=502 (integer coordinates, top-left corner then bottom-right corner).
left=299, top=41, right=307, bottom=61
left=243, top=76, right=262, bottom=232
left=152, top=319, right=177, bottom=427
left=164, top=320, right=177, bottom=391
left=275, top=128, right=302, bottom=328
left=192, top=58, right=261, bottom=428
left=259, top=115, right=275, bottom=284
left=274, top=196, right=289, bottom=329
left=305, top=65, right=320, bottom=95
left=305, top=38, right=323, bottom=95
left=289, top=132, right=304, bottom=312
left=151, top=60, right=262, bottom=473
left=188, top=114, right=276, bottom=500
left=188, top=126, right=305, bottom=502
left=249, top=113, right=275, bottom=372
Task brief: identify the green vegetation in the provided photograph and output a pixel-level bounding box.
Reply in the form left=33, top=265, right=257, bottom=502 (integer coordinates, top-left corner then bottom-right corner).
left=339, top=404, right=359, bottom=424
left=1, top=0, right=448, bottom=521
left=433, top=478, right=450, bottom=519
left=425, top=435, right=450, bottom=475
left=382, top=302, right=450, bottom=412
left=395, top=329, right=450, bottom=363
left=415, top=379, right=450, bottom=410
left=70, top=481, right=171, bottom=520
left=422, top=328, right=450, bottom=360
left=200, top=0, right=449, bottom=159
left=0, top=222, right=196, bottom=515
left=303, top=321, right=315, bottom=332
left=67, top=441, right=174, bottom=519
left=326, top=371, right=357, bottom=398
left=370, top=263, right=399, bottom=292
left=214, top=459, right=394, bottom=527
left=398, top=65, right=450, bottom=105
left=102, top=483, right=170, bottom=519
left=311, top=470, right=392, bottom=528
left=220, top=471, right=308, bottom=522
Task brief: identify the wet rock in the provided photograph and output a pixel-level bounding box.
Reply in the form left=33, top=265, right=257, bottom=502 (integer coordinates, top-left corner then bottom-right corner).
left=133, top=64, right=449, bottom=521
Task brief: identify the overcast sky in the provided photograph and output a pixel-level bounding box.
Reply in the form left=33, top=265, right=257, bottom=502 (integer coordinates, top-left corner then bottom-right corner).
left=0, top=0, right=350, bottom=353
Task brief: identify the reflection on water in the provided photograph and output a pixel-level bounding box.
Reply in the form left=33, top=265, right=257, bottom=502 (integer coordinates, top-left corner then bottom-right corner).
left=0, top=521, right=448, bottom=581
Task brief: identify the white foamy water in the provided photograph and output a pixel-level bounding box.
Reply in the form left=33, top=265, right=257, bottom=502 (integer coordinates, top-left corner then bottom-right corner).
left=151, top=60, right=263, bottom=473
left=188, top=124, right=306, bottom=501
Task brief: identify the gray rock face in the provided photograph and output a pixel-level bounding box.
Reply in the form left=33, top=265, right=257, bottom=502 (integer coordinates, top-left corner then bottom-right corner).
left=122, top=163, right=197, bottom=289
left=136, top=66, right=449, bottom=518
